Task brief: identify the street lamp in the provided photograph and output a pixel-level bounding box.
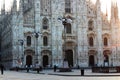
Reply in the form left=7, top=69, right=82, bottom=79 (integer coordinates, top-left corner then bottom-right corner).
left=58, top=16, right=72, bottom=72
left=58, top=16, right=72, bottom=59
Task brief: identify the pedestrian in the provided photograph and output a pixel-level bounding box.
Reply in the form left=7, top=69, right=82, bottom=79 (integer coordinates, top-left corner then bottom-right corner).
left=26, top=65, right=29, bottom=72
left=0, top=64, right=4, bottom=75
left=16, top=66, right=19, bottom=71
left=77, top=65, right=80, bottom=69
left=54, top=65, right=57, bottom=72
left=39, top=66, right=42, bottom=71
left=35, top=62, right=40, bottom=73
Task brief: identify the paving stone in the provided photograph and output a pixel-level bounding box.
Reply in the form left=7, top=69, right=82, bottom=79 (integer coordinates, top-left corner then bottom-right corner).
left=1, top=70, right=120, bottom=80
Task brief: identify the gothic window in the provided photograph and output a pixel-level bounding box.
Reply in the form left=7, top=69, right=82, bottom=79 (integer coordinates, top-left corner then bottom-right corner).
left=88, top=20, right=94, bottom=31
left=27, top=36, right=31, bottom=46
left=42, top=18, right=48, bottom=29
left=43, top=36, right=48, bottom=46
left=66, top=23, right=71, bottom=34
left=104, top=37, right=108, bottom=46
left=24, top=12, right=34, bottom=25
left=65, top=0, right=71, bottom=13
left=89, top=37, right=94, bottom=46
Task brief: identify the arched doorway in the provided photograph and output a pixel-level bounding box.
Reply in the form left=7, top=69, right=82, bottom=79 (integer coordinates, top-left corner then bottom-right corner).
left=43, top=55, right=49, bottom=67
left=26, top=55, right=32, bottom=67
left=103, top=50, right=110, bottom=66
left=104, top=55, right=109, bottom=66
left=65, top=50, right=73, bottom=67
left=89, top=55, right=95, bottom=67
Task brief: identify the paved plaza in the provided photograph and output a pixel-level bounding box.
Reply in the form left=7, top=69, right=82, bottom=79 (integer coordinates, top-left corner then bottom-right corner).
left=1, top=69, right=120, bottom=80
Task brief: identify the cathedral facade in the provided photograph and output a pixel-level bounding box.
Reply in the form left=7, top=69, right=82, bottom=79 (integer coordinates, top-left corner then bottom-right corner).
left=0, top=0, right=120, bottom=69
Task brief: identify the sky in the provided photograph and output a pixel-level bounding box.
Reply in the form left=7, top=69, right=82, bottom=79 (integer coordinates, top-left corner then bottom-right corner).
left=0, top=0, right=120, bottom=19
left=91, top=0, right=119, bottom=20
left=0, top=0, right=19, bottom=11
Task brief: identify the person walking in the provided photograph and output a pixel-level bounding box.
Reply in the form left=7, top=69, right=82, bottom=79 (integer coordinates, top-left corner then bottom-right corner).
left=35, top=62, right=40, bottom=73
left=26, top=65, right=29, bottom=73
left=54, top=65, right=57, bottom=72
left=0, top=64, right=4, bottom=75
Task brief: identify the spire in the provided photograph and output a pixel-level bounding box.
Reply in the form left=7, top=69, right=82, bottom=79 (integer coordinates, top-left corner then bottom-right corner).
left=96, top=0, right=101, bottom=5
left=13, top=0, right=17, bottom=8
left=3, top=0, right=5, bottom=11
left=1, top=0, right=5, bottom=15
left=0, top=5, right=2, bottom=14
left=111, top=1, right=114, bottom=20
left=114, top=1, right=119, bottom=21
left=106, top=4, right=108, bottom=17
left=96, top=0, right=101, bottom=16
left=12, top=0, right=17, bottom=14
left=111, top=1, right=119, bottom=22
left=96, top=0, right=101, bottom=9
left=19, top=0, right=23, bottom=12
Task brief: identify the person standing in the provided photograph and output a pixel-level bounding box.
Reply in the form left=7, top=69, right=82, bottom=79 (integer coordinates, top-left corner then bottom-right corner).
left=0, top=64, right=4, bottom=75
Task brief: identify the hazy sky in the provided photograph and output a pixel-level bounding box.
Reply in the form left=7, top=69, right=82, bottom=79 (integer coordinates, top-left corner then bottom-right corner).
left=92, top=0, right=119, bottom=19
left=0, top=0, right=120, bottom=19
left=0, top=0, right=19, bottom=11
